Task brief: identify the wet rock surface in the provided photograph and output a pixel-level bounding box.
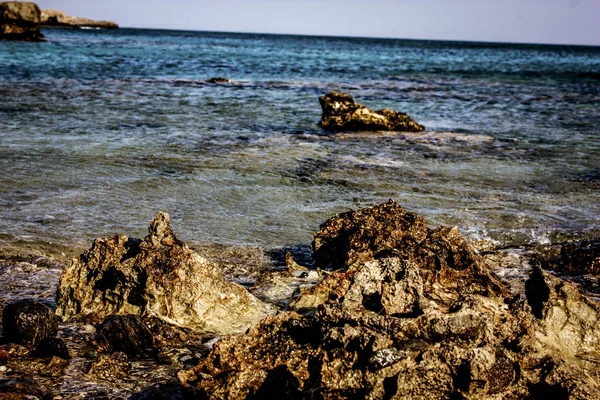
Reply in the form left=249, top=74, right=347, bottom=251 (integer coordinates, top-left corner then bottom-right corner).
left=319, top=91, right=425, bottom=132
left=180, top=202, right=600, bottom=399
left=33, top=337, right=70, bottom=360
left=0, top=376, right=49, bottom=399
left=0, top=1, right=44, bottom=41
left=2, top=299, right=58, bottom=347
left=558, top=239, right=600, bottom=275
left=96, top=315, right=154, bottom=357
left=56, top=212, right=272, bottom=335
left=87, top=351, right=131, bottom=382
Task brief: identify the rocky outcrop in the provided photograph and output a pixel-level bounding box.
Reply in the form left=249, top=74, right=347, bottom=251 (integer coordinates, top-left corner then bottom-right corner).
left=319, top=91, right=425, bottom=132
left=0, top=2, right=44, bottom=41
left=2, top=299, right=58, bottom=347
left=55, top=212, right=271, bottom=335
left=41, top=9, right=118, bottom=29
left=179, top=201, right=600, bottom=399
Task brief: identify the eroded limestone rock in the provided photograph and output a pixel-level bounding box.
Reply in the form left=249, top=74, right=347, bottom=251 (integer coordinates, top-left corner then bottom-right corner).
left=0, top=2, right=44, bottom=41
left=41, top=9, right=118, bottom=29
left=55, top=212, right=271, bottom=335
left=180, top=202, right=600, bottom=400
left=319, top=91, right=424, bottom=132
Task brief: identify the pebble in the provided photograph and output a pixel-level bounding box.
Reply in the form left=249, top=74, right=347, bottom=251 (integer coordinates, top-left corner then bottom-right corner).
left=0, top=366, right=7, bottom=372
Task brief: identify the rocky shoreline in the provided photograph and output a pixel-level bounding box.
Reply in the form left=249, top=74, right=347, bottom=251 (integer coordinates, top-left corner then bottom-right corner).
left=0, top=1, right=117, bottom=42
left=0, top=201, right=598, bottom=399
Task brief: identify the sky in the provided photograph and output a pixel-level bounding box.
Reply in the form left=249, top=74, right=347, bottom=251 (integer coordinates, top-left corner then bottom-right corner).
left=35, top=0, right=600, bottom=46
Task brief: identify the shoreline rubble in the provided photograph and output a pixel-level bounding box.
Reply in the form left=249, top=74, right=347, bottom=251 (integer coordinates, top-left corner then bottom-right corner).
left=0, top=202, right=598, bottom=398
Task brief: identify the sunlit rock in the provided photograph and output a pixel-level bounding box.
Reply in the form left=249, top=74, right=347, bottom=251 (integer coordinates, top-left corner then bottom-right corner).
left=319, top=91, right=424, bottom=132
left=56, top=212, right=272, bottom=335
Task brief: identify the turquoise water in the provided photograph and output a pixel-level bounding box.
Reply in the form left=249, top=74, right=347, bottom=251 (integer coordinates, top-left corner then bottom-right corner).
left=1, top=28, right=599, bottom=250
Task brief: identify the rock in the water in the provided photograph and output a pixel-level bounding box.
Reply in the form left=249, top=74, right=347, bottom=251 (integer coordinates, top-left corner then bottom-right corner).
left=41, top=9, right=118, bottom=29
left=180, top=202, right=600, bottom=400
left=97, top=315, right=154, bottom=356
left=87, top=352, right=131, bottom=382
left=318, top=91, right=424, bottom=132
left=2, top=299, right=58, bottom=347
left=33, top=337, right=71, bottom=360
left=559, top=239, right=600, bottom=275
left=207, top=77, right=231, bottom=84
left=0, top=1, right=44, bottom=41
left=0, top=377, right=49, bottom=399
left=56, top=212, right=271, bottom=335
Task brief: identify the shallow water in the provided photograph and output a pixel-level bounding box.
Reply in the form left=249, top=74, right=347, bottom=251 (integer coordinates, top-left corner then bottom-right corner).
left=1, top=28, right=599, bottom=252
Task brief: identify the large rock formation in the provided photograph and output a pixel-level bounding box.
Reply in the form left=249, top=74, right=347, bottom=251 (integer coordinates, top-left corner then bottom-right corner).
left=179, top=201, right=600, bottom=399
left=0, top=2, right=44, bottom=41
left=41, top=9, right=118, bottom=29
left=558, top=239, right=600, bottom=275
left=55, top=212, right=271, bottom=335
left=319, top=91, right=425, bottom=132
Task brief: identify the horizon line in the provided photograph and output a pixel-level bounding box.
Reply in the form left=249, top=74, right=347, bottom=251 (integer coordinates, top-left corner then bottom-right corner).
left=43, top=25, right=600, bottom=48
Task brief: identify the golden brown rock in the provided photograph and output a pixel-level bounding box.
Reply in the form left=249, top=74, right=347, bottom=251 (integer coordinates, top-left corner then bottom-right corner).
left=319, top=91, right=424, bottom=132
left=56, top=212, right=271, bottom=335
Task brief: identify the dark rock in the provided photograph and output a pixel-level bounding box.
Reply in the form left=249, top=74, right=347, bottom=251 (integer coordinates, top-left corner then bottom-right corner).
left=33, top=337, right=71, bottom=360
left=0, top=377, right=49, bottom=400
left=87, top=352, right=131, bottom=382
left=2, top=299, right=58, bottom=347
left=96, top=315, right=154, bottom=356
left=559, top=239, right=600, bottom=275
left=56, top=212, right=271, bottom=335
left=0, top=2, right=44, bottom=41
left=41, top=9, right=118, bottom=29
left=207, top=77, right=231, bottom=84
left=318, top=91, right=424, bottom=132
left=179, top=202, right=600, bottom=399
left=128, top=383, right=192, bottom=400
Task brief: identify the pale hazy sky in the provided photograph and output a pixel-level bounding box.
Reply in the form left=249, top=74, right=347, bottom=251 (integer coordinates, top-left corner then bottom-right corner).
left=35, top=0, right=600, bottom=46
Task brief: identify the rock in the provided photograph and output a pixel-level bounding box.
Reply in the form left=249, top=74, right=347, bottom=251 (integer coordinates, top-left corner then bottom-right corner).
left=129, top=383, right=191, bottom=400
left=56, top=212, right=271, bottom=335
left=2, top=299, right=58, bottom=347
left=179, top=202, right=600, bottom=399
left=318, top=91, right=424, bottom=132
left=41, top=9, right=118, bottom=29
left=87, top=351, right=131, bottom=382
left=558, top=239, right=600, bottom=275
left=207, top=77, right=231, bottom=84
left=96, top=315, right=154, bottom=357
left=33, top=337, right=70, bottom=360
left=0, top=2, right=44, bottom=41
left=0, top=377, right=49, bottom=399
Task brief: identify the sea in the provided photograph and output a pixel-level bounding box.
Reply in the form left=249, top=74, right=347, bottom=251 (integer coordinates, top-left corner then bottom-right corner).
left=1, top=28, right=599, bottom=253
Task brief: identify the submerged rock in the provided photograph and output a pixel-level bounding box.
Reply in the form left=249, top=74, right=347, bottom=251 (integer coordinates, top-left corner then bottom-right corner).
left=0, top=1, right=44, bottom=41
left=180, top=201, right=600, bottom=399
left=2, top=299, right=58, bottom=347
left=56, top=212, right=271, bottom=335
left=96, top=315, right=154, bottom=356
left=318, top=91, right=424, bottom=132
left=41, top=9, right=118, bottom=29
